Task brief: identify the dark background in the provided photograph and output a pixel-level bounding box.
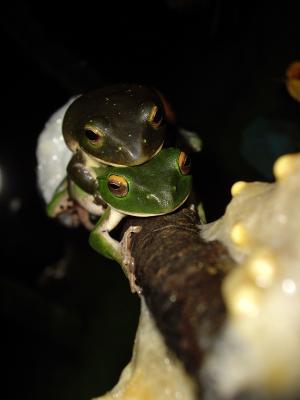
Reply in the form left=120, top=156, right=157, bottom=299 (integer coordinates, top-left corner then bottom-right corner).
left=1, top=1, right=300, bottom=399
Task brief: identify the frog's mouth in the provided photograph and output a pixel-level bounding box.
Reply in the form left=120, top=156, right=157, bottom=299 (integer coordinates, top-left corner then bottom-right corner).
left=110, top=192, right=191, bottom=217
left=85, top=141, right=164, bottom=168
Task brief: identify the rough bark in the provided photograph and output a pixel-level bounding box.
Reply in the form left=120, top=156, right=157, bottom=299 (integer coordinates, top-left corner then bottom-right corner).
left=122, top=207, right=236, bottom=382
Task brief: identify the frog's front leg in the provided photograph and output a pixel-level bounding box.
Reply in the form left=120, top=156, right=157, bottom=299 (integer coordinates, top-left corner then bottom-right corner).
left=197, top=202, right=206, bottom=224
left=67, top=150, right=99, bottom=195
left=89, top=207, right=125, bottom=265
left=189, top=202, right=206, bottom=225
left=89, top=208, right=142, bottom=292
left=177, top=127, right=203, bottom=153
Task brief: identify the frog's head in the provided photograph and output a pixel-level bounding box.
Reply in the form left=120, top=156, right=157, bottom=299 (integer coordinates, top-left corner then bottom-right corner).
left=63, top=84, right=169, bottom=167
left=97, top=148, right=192, bottom=216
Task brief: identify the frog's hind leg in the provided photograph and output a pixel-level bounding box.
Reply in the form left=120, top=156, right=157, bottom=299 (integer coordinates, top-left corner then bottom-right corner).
left=47, top=178, right=81, bottom=227
left=47, top=178, right=101, bottom=229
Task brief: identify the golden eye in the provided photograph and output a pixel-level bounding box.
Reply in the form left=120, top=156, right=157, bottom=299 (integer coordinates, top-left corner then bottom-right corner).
left=148, top=105, right=163, bottom=128
left=107, top=175, right=128, bottom=197
left=178, top=152, right=191, bottom=175
left=84, top=124, right=103, bottom=145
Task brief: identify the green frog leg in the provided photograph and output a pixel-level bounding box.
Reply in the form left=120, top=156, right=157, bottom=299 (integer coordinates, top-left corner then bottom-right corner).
left=46, top=178, right=81, bottom=227
left=197, top=202, right=206, bottom=224
left=89, top=208, right=142, bottom=292
left=47, top=178, right=105, bottom=229
left=47, top=178, right=70, bottom=217
left=89, top=207, right=125, bottom=264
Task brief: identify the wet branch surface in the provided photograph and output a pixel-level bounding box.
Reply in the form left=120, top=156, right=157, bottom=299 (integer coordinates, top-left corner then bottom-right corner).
left=122, top=207, right=236, bottom=385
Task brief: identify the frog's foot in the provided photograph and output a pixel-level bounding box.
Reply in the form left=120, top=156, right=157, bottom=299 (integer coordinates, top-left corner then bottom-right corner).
left=75, top=204, right=97, bottom=230
left=187, top=200, right=206, bottom=225
left=58, top=197, right=74, bottom=213
left=58, top=211, right=80, bottom=227
left=56, top=198, right=82, bottom=228
left=177, top=127, right=203, bottom=153
left=189, top=203, right=196, bottom=212
left=56, top=201, right=98, bottom=230
left=121, top=225, right=142, bottom=294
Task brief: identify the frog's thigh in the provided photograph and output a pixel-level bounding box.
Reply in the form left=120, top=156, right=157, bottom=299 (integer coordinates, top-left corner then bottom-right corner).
left=89, top=208, right=125, bottom=263
left=47, top=178, right=71, bottom=217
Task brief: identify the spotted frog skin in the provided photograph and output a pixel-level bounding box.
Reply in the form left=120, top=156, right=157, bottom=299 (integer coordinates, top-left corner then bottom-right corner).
left=63, top=83, right=170, bottom=194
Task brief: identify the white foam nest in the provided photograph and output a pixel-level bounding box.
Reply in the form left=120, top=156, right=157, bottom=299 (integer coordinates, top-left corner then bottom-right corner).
left=201, top=153, right=300, bottom=399
left=36, top=98, right=76, bottom=202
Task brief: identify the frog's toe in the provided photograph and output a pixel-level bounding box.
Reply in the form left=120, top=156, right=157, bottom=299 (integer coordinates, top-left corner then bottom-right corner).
left=75, top=205, right=97, bottom=230
left=121, top=225, right=142, bottom=294
left=57, top=208, right=81, bottom=227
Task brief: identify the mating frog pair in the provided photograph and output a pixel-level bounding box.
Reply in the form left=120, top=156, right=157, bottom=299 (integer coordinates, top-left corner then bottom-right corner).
left=43, top=84, right=197, bottom=288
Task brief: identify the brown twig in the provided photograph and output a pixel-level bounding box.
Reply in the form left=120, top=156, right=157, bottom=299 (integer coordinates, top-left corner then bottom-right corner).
left=122, top=207, right=236, bottom=389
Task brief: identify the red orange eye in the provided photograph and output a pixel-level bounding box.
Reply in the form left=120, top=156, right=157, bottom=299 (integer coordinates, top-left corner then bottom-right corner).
left=107, top=175, right=128, bottom=197
left=83, top=124, right=103, bottom=145
left=148, top=105, right=164, bottom=128
left=178, top=152, right=191, bottom=175
left=85, top=129, right=101, bottom=142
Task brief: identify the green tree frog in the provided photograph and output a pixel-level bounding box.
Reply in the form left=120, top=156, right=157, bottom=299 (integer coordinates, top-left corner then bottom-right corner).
left=47, top=148, right=192, bottom=290
left=37, top=83, right=201, bottom=228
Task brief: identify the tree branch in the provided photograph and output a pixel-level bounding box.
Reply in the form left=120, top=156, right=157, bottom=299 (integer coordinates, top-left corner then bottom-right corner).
left=122, top=207, right=235, bottom=386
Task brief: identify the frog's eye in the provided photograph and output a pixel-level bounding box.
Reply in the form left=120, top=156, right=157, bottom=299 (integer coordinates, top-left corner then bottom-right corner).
left=83, top=124, right=103, bottom=145
left=148, top=105, right=164, bottom=129
left=178, top=152, right=191, bottom=175
left=107, top=175, right=129, bottom=197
